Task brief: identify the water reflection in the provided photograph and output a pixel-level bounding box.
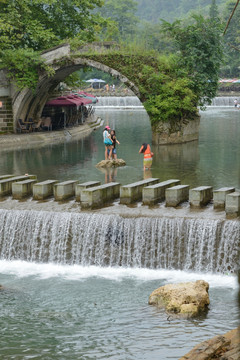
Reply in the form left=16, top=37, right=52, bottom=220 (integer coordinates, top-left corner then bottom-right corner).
left=97, top=166, right=118, bottom=183
left=0, top=108, right=239, bottom=189
left=143, top=169, right=152, bottom=179
left=152, top=141, right=200, bottom=185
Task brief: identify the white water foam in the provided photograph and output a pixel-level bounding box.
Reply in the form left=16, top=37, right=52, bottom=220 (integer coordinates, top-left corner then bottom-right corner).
left=0, top=260, right=237, bottom=288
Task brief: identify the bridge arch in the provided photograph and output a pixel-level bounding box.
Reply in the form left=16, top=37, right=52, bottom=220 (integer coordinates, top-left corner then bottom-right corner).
left=12, top=56, right=142, bottom=130
left=7, top=43, right=200, bottom=144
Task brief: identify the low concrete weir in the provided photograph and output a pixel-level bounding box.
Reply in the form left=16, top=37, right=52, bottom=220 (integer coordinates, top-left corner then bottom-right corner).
left=213, top=187, right=235, bottom=209
left=81, top=182, right=120, bottom=209
left=225, top=192, right=240, bottom=218
left=189, top=186, right=213, bottom=207
left=0, top=175, right=16, bottom=181
left=12, top=179, right=37, bottom=200
left=120, top=178, right=160, bottom=205
left=54, top=180, right=78, bottom=201
left=165, top=185, right=189, bottom=207
left=143, top=179, right=181, bottom=206
left=75, top=181, right=101, bottom=202
left=0, top=208, right=239, bottom=272
left=33, top=180, right=59, bottom=200
left=0, top=174, right=239, bottom=218
left=0, top=175, right=37, bottom=197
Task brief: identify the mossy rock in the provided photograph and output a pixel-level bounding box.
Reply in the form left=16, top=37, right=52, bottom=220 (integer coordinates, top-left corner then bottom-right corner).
left=96, top=159, right=126, bottom=168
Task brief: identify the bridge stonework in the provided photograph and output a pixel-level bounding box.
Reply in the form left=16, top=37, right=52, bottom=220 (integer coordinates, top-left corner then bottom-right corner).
left=0, top=43, right=200, bottom=144
left=0, top=96, right=14, bottom=133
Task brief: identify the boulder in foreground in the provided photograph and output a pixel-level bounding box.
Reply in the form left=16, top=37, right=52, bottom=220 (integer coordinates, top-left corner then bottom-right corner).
left=149, top=280, right=209, bottom=318
left=179, top=327, right=240, bottom=360
left=96, top=159, right=126, bottom=168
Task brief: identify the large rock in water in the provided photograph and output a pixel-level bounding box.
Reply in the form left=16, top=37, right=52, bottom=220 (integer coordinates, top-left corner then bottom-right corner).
left=96, top=159, right=126, bottom=168
left=179, top=327, right=240, bottom=360
left=149, top=280, right=209, bottom=318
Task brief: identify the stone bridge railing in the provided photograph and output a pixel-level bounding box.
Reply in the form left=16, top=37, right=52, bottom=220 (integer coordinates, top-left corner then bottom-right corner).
left=0, top=174, right=239, bottom=218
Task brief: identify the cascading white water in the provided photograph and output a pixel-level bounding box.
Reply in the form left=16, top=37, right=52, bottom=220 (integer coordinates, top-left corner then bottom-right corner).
left=96, top=96, right=144, bottom=108
left=210, top=97, right=239, bottom=107
left=95, top=96, right=239, bottom=108
left=0, top=209, right=239, bottom=273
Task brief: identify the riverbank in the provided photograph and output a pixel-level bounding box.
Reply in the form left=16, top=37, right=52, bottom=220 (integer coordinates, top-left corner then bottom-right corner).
left=0, top=116, right=103, bottom=151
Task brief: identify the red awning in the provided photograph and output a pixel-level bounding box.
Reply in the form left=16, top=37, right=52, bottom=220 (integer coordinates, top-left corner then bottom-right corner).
left=46, top=95, right=93, bottom=107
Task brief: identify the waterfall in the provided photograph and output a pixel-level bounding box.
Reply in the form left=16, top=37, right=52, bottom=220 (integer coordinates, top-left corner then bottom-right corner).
left=210, top=97, right=239, bottom=107
left=96, top=96, right=144, bottom=108
left=95, top=96, right=239, bottom=108
left=0, top=209, right=239, bottom=273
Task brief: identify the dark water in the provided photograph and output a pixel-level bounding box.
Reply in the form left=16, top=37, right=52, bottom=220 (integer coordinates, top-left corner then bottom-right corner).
left=0, top=107, right=239, bottom=189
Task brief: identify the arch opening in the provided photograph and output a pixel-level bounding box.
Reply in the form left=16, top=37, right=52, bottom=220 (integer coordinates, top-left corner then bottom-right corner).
left=12, top=57, right=143, bottom=132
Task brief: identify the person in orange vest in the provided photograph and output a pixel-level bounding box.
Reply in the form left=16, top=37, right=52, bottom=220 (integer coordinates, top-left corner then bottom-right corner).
left=139, top=143, right=153, bottom=170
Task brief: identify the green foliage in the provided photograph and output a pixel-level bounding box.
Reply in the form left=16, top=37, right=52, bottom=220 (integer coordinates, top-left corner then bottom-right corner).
left=0, top=0, right=105, bottom=89
left=144, top=78, right=198, bottom=126
left=135, top=0, right=226, bottom=23
left=209, top=0, right=219, bottom=21
left=221, top=0, right=240, bottom=77
left=139, top=58, right=198, bottom=125
left=83, top=52, right=198, bottom=125
left=161, top=15, right=224, bottom=106
left=0, top=48, right=54, bottom=90
left=0, top=0, right=105, bottom=52
left=98, top=0, right=139, bottom=40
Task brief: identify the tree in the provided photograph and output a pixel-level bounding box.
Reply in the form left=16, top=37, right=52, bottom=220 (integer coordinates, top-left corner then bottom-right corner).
left=221, top=0, right=240, bottom=77
left=209, top=0, right=219, bottom=21
left=0, top=0, right=105, bottom=52
left=161, top=15, right=223, bottom=106
left=0, top=0, right=106, bottom=89
left=98, top=0, right=139, bottom=39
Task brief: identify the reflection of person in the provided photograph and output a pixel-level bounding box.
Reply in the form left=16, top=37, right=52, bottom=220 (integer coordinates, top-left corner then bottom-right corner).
left=144, top=169, right=152, bottom=180
left=105, top=167, right=117, bottom=183
left=103, top=126, right=112, bottom=160
left=97, top=166, right=118, bottom=183
left=139, top=143, right=153, bottom=170
left=110, top=130, right=120, bottom=159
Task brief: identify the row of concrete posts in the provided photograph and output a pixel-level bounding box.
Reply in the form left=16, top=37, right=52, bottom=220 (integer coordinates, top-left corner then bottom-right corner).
left=0, top=175, right=239, bottom=217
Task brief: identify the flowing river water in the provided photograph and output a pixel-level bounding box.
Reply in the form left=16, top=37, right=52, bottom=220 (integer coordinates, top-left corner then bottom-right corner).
left=0, top=103, right=239, bottom=359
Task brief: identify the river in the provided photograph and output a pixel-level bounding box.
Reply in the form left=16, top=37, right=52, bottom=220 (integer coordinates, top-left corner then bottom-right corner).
left=0, top=107, right=239, bottom=189
left=0, top=105, right=239, bottom=359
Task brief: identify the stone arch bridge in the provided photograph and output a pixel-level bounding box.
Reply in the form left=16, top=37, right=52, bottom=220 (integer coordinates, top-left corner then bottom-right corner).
left=0, top=43, right=200, bottom=144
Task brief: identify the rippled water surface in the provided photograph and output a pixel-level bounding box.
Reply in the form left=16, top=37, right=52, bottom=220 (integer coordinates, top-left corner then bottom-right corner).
left=0, top=263, right=238, bottom=360
left=0, top=107, right=239, bottom=188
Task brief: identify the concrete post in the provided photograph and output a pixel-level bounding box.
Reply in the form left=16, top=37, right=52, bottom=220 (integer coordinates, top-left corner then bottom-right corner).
left=75, top=181, right=101, bottom=202
left=120, top=178, right=159, bottom=204
left=165, top=185, right=189, bottom=207
left=142, top=179, right=181, bottom=205
left=0, top=175, right=15, bottom=180
left=213, top=187, right=235, bottom=209
left=0, top=175, right=37, bottom=197
left=189, top=186, right=213, bottom=207
left=225, top=192, right=240, bottom=218
left=54, top=180, right=78, bottom=201
left=81, top=182, right=120, bottom=209
left=33, top=180, right=59, bottom=200
left=12, top=179, right=37, bottom=199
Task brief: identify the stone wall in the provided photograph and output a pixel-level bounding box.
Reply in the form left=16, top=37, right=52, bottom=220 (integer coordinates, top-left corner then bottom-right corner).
left=0, top=96, right=14, bottom=133
left=152, top=116, right=200, bottom=145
